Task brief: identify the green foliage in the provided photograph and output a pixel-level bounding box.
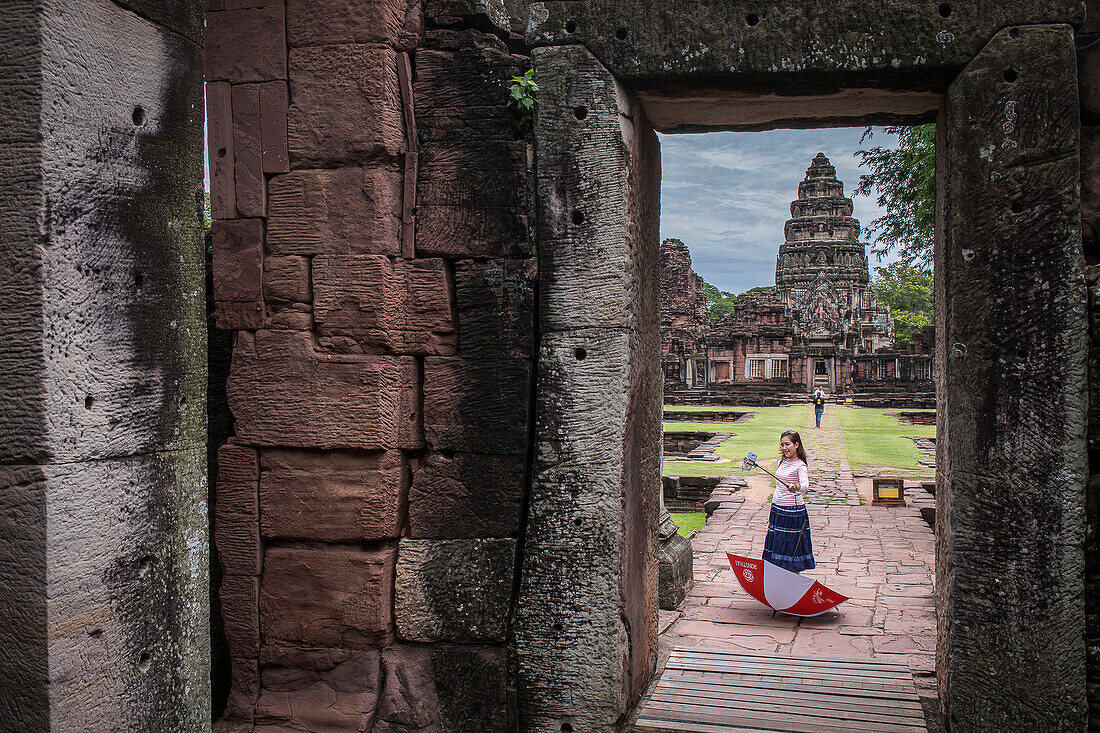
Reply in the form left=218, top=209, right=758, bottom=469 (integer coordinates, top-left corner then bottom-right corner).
left=702, top=280, right=737, bottom=324
left=508, top=69, right=539, bottom=128
left=871, top=262, right=933, bottom=347
left=743, top=285, right=775, bottom=296
left=203, top=191, right=212, bottom=230
left=854, top=124, right=935, bottom=267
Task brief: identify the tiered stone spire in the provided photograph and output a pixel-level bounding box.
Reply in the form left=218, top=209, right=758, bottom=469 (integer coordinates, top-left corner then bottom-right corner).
left=775, top=153, right=868, bottom=288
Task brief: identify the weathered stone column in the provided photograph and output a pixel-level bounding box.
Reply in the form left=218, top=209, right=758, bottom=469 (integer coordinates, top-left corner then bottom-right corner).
left=515, top=44, right=661, bottom=732
left=937, top=24, right=1088, bottom=730
left=0, top=0, right=209, bottom=729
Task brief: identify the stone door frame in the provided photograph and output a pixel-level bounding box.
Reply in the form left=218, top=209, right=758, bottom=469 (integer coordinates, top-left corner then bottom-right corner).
left=520, top=4, right=1088, bottom=731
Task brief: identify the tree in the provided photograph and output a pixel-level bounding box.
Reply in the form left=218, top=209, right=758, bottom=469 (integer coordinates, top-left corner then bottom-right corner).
left=871, top=262, right=933, bottom=348
left=702, top=281, right=737, bottom=324
left=854, top=124, right=935, bottom=267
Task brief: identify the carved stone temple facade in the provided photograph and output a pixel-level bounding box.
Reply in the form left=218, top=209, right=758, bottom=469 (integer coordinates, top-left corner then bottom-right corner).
left=661, top=154, right=933, bottom=402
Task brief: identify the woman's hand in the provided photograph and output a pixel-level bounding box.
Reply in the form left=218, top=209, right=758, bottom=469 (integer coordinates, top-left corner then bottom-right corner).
left=788, top=483, right=801, bottom=493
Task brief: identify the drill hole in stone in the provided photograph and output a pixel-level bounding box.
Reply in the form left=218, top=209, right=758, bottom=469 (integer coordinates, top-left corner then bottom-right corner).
left=615, top=27, right=629, bottom=41
left=84, top=395, right=94, bottom=410
left=1009, top=27, right=1020, bottom=38
left=138, top=556, right=155, bottom=577
left=574, top=347, right=587, bottom=360
left=132, top=106, right=146, bottom=126
left=1010, top=199, right=1025, bottom=214
left=552, top=622, right=564, bottom=631
left=938, top=3, right=951, bottom=18
left=1003, top=68, right=1018, bottom=83
left=216, top=147, right=227, bottom=158
left=745, top=13, right=760, bottom=26
left=560, top=723, right=573, bottom=732
left=139, top=652, right=152, bottom=671
left=564, top=19, right=577, bottom=33
left=574, top=518, right=583, bottom=526
left=574, top=106, right=588, bottom=120
left=571, top=210, right=585, bottom=225
left=88, top=628, right=103, bottom=638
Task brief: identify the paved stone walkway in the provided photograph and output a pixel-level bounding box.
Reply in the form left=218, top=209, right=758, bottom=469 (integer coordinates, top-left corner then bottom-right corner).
left=658, top=410, right=939, bottom=706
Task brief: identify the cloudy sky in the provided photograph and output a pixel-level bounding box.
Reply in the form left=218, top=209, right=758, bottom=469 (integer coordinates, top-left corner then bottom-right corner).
left=658, top=127, right=897, bottom=295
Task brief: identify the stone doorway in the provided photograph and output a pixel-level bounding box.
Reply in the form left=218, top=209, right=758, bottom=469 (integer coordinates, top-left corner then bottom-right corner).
left=528, top=6, right=1087, bottom=731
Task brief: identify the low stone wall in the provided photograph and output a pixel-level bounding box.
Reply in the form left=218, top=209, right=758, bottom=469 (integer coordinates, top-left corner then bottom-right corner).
left=894, top=411, right=937, bottom=426
left=663, top=431, right=716, bottom=455
left=663, top=409, right=749, bottom=423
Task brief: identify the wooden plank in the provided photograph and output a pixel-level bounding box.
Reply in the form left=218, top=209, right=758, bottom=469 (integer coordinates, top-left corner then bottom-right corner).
left=649, top=688, right=926, bottom=724
left=641, top=700, right=926, bottom=733
left=636, top=718, right=784, bottom=733
left=671, top=647, right=913, bottom=673
left=666, top=658, right=915, bottom=686
left=661, top=672, right=921, bottom=703
left=634, top=648, right=929, bottom=733
left=667, top=650, right=914, bottom=677
left=656, top=679, right=925, bottom=717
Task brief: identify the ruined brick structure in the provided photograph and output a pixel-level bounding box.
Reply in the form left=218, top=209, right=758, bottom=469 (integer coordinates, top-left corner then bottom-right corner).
left=658, top=238, right=708, bottom=385
left=661, top=154, right=925, bottom=401
left=2, top=1, right=1100, bottom=731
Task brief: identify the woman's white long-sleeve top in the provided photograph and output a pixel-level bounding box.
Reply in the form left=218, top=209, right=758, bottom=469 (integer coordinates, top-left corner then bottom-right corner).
left=773, top=458, right=809, bottom=506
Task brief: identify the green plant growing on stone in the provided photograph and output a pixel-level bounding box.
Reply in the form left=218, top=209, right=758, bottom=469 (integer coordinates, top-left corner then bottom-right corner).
left=508, top=69, right=538, bottom=128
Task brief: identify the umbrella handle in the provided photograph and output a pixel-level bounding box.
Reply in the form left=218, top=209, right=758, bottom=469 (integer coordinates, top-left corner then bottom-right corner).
left=785, top=516, right=810, bottom=572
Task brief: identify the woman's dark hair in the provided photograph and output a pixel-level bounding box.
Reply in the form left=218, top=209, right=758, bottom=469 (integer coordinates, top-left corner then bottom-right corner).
left=780, top=429, right=809, bottom=464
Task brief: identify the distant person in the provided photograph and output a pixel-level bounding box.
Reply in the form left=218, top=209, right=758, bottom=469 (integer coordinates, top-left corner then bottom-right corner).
left=763, top=430, right=815, bottom=572
left=812, top=388, right=826, bottom=428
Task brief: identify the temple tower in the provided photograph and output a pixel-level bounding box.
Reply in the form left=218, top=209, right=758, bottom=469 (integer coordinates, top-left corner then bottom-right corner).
left=776, top=152, right=868, bottom=287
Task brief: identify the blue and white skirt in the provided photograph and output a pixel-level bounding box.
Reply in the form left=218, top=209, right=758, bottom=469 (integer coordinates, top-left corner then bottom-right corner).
left=763, top=503, right=815, bottom=572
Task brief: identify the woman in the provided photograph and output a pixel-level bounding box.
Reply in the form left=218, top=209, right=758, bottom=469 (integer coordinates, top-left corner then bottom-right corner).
left=762, top=429, right=816, bottom=572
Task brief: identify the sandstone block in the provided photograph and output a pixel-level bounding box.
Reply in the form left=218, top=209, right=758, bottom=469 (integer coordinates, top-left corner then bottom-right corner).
left=260, top=546, right=396, bottom=648
left=454, top=259, right=535, bottom=358
left=417, top=142, right=528, bottom=210
left=216, top=301, right=265, bottom=331
left=216, top=444, right=262, bottom=576
left=262, top=256, right=311, bottom=304
left=221, top=575, right=260, bottom=658
left=423, top=357, right=530, bottom=454
left=416, top=204, right=530, bottom=259
left=266, top=167, right=402, bottom=256
left=408, top=452, right=525, bottom=538
left=212, top=219, right=263, bottom=303
left=286, top=0, right=408, bottom=47
left=256, top=646, right=381, bottom=732
left=313, top=255, right=456, bottom=355
left=259, top=449, right=404, bottom=542
left=394, top=538, right=516, bottom=642
left=224, top=657, right=259, bottom=723
left=287, top=44, right=403, bottom=167
left=206, top=82, right=235, bottom=219
left=206, top=6, right=287, bottom=83
left=259, top=81, right=289, bottom=174
left=227, top=329, right=422, bottom=450
left=231, top=84, right=265, bottom=218
left=414, top=36, right=522, bottom=142
left=372, top=645, right=509, bottom=732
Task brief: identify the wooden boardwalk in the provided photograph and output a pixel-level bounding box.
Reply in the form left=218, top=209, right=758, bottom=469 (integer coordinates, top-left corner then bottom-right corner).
left=634, top=647, right=928, bottom=733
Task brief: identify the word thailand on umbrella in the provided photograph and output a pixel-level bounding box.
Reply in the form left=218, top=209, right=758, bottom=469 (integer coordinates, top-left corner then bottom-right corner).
left=726, top=553, right=849, bottom=616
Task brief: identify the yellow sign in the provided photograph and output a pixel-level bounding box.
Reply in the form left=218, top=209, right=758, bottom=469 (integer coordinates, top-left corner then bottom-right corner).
left=877, top=485, right=900, bottom=499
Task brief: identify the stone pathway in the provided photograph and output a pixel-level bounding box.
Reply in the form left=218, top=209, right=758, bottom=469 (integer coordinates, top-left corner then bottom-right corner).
left=656, top=409, right=940, bottom=719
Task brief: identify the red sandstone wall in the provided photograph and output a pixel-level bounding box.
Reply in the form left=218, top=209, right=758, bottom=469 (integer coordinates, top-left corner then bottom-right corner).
left=206, top=2, right=533, bottom=729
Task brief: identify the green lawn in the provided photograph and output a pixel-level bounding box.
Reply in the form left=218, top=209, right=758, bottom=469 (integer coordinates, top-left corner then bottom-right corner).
left=664, top=404, right=825, bottom=477
left=833, top=407, right=935, bottom=477
left=671, top=512, right=706, bottom=536
left=663, top=405, right=935, bottom=479
left=664, top=405, right=753, bottom=412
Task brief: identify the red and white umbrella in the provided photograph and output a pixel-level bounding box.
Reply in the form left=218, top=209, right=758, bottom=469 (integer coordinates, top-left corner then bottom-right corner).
left=726, top=553, right=849, bottom=616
